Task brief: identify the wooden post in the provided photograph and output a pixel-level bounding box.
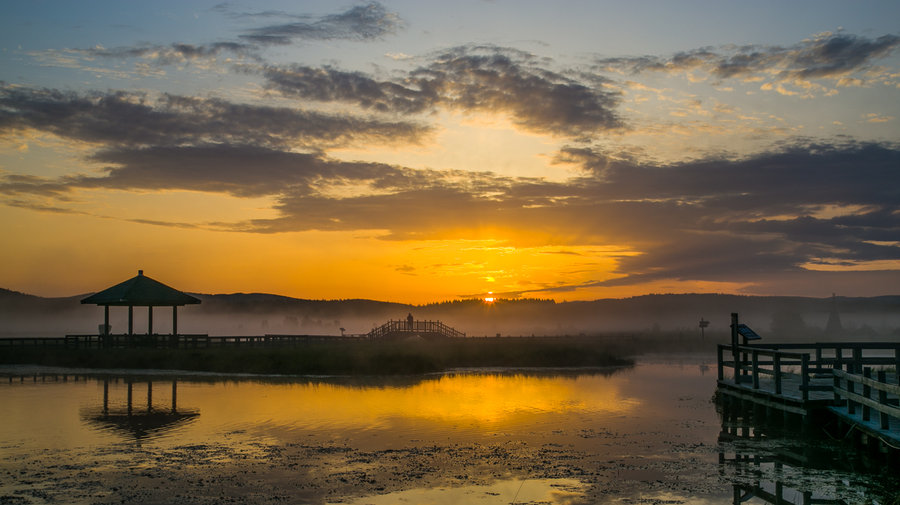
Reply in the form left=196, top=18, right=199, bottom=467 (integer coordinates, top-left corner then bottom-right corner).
left=104, top=305, right=110, bottom=335
left=852, top=347, right=862, bottom=374
left=128, top=305, right=133, bottom=335
left=774, top=354, right=782, bottom=395
left=801, top=354, right=809, bottom=402
left=172, top=306, right=178, bottom=336
left=730, top=313, right=740, bottom=382
left=717, top=346, right=724, bottom=380
left=895, top=348, right=900, bottom=385
left=878, top=370, right=889, bottom=430
left=862, top=368, right=871, bottom=422
left=148, top=305, right=153, bottom=335
left=847, top=364, right=856, bottom=415
left=752, top=350, right=759, bottom=389
left=833, top=367, right=841, bottom=403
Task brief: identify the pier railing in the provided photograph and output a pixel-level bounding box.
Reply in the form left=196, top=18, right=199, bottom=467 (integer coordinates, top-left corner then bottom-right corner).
left=0, top=333, right=365, bottom=349
left=718, top=342, right=900, bottom=402
left=832, top=368, right=900, bottom=431
left=717, top=341, right=900, bottom=433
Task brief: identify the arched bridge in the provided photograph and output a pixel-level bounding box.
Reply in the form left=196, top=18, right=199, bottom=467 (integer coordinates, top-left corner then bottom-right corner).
left=367, top=319, right=465, bottom=340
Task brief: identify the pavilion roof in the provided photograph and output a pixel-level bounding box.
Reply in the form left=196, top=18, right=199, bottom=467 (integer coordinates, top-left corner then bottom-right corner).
left=81, top=270, right=201, bottom=307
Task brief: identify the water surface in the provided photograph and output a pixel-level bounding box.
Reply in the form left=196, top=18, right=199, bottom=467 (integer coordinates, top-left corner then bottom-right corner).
left=1, top=354, right=896, bottom=504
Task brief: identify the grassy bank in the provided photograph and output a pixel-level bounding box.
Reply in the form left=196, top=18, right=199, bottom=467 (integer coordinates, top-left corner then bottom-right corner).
left=0, top=337, right=633, bottom=375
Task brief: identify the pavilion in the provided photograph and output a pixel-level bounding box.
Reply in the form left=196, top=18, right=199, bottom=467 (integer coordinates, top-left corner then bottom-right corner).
left=81, top=270, right=201, bottom=338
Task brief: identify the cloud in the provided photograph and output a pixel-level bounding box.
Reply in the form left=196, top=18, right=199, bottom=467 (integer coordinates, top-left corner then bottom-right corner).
left=238, top=2, right=404, bottom=45
left=84, top=145, right=411, bottom=198
left=80, top=41, right=257, bottom=64
left=0, top=86, right=428, bottom=149
left=259, top=65, right=429, bottom=115
left=64, top=3, right=403, bottom=69
left=3, top=82, right=898, bottom=291
left=260, top=45, right=623, bottom=136
left=597, top=33, right=900, bottom=85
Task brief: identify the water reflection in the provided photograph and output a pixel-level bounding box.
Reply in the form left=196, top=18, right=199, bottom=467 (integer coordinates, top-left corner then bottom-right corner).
left=334, top=477, right=586, bottom=505
left=172, top=369, right=640, bottom=439
left=717, top=396, right=900, bottom=504
left=6, top=359, right=897, bottom=504
left=80, top=378, right=199, bottom=441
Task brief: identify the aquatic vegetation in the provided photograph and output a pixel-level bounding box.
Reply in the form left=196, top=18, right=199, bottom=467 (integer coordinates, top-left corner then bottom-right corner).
left=0, top=337, right=633, bottom=374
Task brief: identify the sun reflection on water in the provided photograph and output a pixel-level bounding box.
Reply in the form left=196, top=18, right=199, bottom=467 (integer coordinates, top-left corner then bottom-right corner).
left=190, top=371, right=640, bottom=435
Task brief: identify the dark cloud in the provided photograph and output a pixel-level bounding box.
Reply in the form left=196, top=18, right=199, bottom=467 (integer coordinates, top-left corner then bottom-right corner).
left=84, top=145, right=410, bottom=198
left=1, top=144, right=415, bottom=200
left=260, top=46, right=622, bottom=136
left=260, top=65, right=428, bottom=114
left=239, top=2, right=403, bottom=45
left=597, top=33, right=900, bottom=82
left=414, top=46, right=622, bottom=136
left=0, top=86, right=428, bottom=149
left=81, top=41, right=257, bottom=64
left=74, top=3, right=403, bottom=67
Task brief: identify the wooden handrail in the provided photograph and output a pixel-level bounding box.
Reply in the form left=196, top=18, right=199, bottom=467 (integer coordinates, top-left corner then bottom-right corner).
left=833, top=368, right=900, bottom=430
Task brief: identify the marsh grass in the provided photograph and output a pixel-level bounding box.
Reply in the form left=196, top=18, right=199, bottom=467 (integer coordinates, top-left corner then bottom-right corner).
left=0, top=337, right=633, bottom=375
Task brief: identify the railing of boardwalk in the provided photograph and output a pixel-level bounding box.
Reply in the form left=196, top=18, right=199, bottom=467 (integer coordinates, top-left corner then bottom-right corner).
left=366, top=319, right=465, bottom=339
left=832, top=367, right=900, bottom=431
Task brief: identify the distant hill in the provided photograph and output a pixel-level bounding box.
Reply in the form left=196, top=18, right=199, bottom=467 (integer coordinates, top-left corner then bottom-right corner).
left=2, top=288, right=899, bottom=339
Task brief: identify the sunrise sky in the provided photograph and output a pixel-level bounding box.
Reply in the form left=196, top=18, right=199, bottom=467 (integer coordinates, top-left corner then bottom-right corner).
left=1, top=1, right=899, bottom=303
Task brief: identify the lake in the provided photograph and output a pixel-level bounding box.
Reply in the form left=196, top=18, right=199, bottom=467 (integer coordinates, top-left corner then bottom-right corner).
left=1, top=353, right=897, bottom=504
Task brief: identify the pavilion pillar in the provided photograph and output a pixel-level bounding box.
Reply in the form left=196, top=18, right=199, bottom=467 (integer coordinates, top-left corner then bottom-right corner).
left=103, top=306, right=110, bottom=336
left=148, top=306, right=153, bottom=335
left=173, top=306, right=178, bottom=336
left=128, top=306, right=133, bottom=335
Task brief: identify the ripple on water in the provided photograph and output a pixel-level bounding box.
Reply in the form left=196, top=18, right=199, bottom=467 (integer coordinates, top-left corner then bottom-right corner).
left=331, top=478, right=587, bottom=505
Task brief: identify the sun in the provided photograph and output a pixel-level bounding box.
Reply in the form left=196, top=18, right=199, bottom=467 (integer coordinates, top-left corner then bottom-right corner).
left=483, top=292, right=495, bottom=303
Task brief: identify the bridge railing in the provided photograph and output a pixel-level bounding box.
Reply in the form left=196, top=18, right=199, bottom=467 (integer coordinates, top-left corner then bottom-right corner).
left=367, top=319, right=465, bottom=339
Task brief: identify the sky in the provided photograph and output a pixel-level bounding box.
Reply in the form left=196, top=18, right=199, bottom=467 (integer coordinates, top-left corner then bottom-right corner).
left=1, top=1, right=899, bottom=303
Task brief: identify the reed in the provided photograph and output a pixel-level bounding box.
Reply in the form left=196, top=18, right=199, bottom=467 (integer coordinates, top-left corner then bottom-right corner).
left=0, top=336, right=633, bottom=374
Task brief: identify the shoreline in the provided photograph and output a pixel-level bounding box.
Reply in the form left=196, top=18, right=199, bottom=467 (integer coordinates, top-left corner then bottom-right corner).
left=0, top=337, right=636, bottom=376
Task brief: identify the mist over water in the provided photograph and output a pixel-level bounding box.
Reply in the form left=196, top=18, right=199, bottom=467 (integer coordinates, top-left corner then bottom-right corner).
left=4, top=290, right=900, bottom=341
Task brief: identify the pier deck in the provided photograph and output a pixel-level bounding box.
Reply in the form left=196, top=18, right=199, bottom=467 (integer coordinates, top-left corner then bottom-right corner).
left=717, top=342, right=900, bottom=453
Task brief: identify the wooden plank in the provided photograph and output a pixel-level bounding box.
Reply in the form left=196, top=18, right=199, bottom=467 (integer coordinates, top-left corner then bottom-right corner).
left=833, top=368, right=900, bottom=396
left=717, top=382, right=815, bottom=415
left=835, top=388, right=900, bottom=420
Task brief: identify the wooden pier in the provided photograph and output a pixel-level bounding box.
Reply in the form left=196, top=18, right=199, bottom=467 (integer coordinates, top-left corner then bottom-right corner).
left=717, top=340, right=900, bottom=459
left=0, top=333, right=367, bottom=349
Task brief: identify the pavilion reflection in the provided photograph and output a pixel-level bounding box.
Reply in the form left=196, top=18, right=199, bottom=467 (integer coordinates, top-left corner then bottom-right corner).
left=80, top=378, right=199, bottom=441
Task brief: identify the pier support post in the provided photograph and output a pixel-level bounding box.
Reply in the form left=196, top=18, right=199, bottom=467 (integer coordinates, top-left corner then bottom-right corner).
left=730, top=313, right=740, bottom=382
left=862, top=368, right=871, bottom=422
left=878, top=370, right=889, bottom=429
